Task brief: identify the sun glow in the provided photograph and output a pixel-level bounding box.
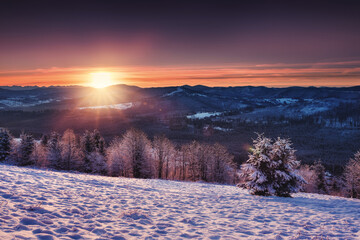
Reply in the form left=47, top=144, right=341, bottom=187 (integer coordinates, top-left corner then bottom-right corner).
left=90, top=72, right=115, bottom=88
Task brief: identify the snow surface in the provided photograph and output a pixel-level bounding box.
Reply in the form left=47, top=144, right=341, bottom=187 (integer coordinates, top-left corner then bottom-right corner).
left=1, top=164, right=360, bottom=239
left=78, top=103, right=133, bottom=110
left=187, top=112, right=222, bottom=120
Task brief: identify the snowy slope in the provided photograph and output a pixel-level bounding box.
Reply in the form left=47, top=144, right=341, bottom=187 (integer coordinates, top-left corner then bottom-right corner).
left=0, top=164, right=360, bottom=240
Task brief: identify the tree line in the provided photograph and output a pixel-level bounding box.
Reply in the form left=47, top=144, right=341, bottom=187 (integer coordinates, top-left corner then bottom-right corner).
left=0, top=128, right=359, bottom=198
left=0, top=128, right=236, bottom=184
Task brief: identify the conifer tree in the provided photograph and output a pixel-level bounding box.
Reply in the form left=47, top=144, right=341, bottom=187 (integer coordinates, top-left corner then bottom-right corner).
left=80, top=129, right=106, bottom=172
left=242, top=134, right=305, bottom=197
left=81, top=130, right=94, bottom=172
left=91, top=129, right=106, bottom=156
left=312, top=160, right=328, bottom=194
left=0, top=128, right=12, bottom=162
left=47, top=132, right=62, bottom=169
left=17, top=133, right=35, bottom=166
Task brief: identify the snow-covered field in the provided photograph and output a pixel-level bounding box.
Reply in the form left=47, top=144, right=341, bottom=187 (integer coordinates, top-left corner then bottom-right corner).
left=1, top=164, right=360, bottom=240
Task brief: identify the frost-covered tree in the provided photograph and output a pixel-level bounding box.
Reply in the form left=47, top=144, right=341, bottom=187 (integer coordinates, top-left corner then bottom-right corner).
left=153, top=135, right=176, bottom=179
left=16, top=133, right=35, bottom=166
left=0, top=128, right=12, bottom=162
left=121, top=129, right=153, bottom=178
left=177, top=141, right=236, bottom=183
left=107, top=137, right=129, bottom=177
left=344, top=151, right=360, bottom=198
left=88, top=152, right=107, bottom=174
left=47, top=132, right=62, bottom=169
left=298, top=164, right=317, bottom=193
left=312, top=160, right=328, bottom=194
left=61, top=129, right=83, bottom=170
left=31, top=142, right=48, bottom=168
left=242, top=134, right=305, bottom=197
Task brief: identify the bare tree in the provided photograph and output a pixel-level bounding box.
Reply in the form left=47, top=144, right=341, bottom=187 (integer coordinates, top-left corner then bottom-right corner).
left=120, top=129, right=153, bottom=178
left=61, top=129, right=83, bottom=171
left=153, top=135, right=176, bottom=179
left=209, top=143, right=236, bottom=183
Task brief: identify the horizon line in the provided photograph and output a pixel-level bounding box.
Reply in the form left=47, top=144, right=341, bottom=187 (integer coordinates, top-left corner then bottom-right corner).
left=1, top=83, right=360, bottom=89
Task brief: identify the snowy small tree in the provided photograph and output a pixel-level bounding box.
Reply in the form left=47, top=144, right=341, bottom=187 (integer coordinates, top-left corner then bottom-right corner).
left=242, top=134, right=305, bottom=197
left=344, top=151, right=360, bottom=198
left=16, top=133, right=35, bottom=166
left=0, top=128, right=12, bottom=162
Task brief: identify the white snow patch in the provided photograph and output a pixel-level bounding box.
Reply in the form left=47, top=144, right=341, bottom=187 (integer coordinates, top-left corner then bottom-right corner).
left=0, top=99, right=54, bottom=107
left=187, top=112, right=222, bottom=119
left=190, top=93, right=208, bottom=97
left=78, top=103, right=133, bottom=110
left=214, top=127, right=232, bottom=132
left=163, top=87, right=184, bottom=97
left=0, top=164, right=359, bottom=239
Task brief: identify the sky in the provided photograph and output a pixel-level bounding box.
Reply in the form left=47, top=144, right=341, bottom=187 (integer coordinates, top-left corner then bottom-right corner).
left=0, top=0, right=359, bottom=87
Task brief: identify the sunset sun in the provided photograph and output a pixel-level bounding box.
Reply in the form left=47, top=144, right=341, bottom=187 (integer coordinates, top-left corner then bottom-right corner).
left=90, top=72, right=115, bottom=88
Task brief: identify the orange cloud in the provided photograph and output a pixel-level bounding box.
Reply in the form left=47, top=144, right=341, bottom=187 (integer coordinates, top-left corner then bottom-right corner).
left=0, top=61, right=359, bottom=87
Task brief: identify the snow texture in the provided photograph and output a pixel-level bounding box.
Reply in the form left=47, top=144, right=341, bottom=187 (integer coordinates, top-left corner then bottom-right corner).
left=0, top=164, right=360, bottom=239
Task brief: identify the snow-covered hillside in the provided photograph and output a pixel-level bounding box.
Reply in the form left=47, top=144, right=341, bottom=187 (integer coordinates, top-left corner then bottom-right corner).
left=0, top=164, right=360, bottom=240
